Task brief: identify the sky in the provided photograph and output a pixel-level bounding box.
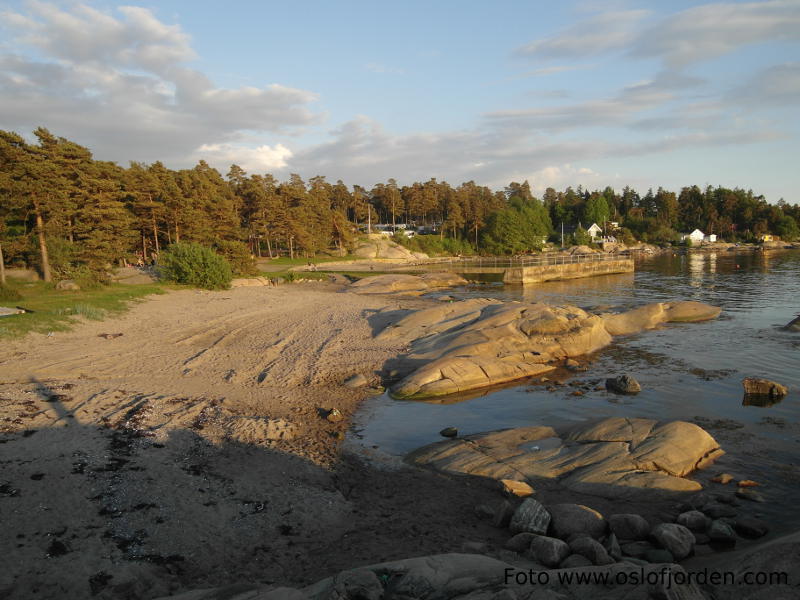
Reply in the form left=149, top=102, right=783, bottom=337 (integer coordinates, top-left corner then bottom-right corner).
left=1, top=0, right=798, bottom=201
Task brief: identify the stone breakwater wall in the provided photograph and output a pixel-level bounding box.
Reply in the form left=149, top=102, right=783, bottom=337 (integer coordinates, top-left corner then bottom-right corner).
left=503, top=258, right=634, bottom=284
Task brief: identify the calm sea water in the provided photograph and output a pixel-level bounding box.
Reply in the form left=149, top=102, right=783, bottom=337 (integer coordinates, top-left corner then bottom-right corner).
left=352, top=249, right=800, bottom=455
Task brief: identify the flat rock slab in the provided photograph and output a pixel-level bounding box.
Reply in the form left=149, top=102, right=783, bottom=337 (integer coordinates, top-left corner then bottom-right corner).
left=350, top=272, right=467, bottom=295
left=0, top=306, right=25, bottom=317
left=382, top=299, right=720, bottom=399
left=157, top=553, right=708, bottom=600
left=406, top=417, right=724, bottom=500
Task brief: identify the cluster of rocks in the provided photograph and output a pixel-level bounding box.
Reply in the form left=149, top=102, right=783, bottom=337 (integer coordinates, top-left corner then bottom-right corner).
left=485, top=491, right=770, bottom=571
left=379, top=298, right=720, bottom=399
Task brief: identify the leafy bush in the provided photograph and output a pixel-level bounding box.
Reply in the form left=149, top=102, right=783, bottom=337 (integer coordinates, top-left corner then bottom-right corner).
left=158, top=242, right=232, bottom=290
left=214, top=240, right=258, bottom=276
left=0, top=283, right=22, bottom=302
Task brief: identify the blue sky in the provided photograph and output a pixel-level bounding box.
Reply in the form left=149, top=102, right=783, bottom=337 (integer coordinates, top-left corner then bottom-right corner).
left=1, top=0, right=798, bottom=201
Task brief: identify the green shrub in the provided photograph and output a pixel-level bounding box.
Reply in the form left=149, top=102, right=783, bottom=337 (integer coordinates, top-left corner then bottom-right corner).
left=0, top=283, right=22, bottom=302
left=214, top=240, right=258, bottom=276
left=158, top=242, right=232, bottom=290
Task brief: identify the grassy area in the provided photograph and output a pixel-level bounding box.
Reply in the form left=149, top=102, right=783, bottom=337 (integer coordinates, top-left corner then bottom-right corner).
left=257, top=255, right=360, bottom=273
left=0, top=280, right=166, bottom=339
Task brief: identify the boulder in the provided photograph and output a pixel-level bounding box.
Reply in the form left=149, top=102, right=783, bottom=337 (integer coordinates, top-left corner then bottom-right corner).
left=560, top=554, right=593, bottom=568
left=350, top=274, right=429, bottom=295
left=548, top=504, right=606, bottom=540
left=407, top=417, right=723, bottom=501
left=609, top=514, right=650, bottom=541
left=702, top=503, right=737, bottom=518
left=677, top=510, right=711, bottom=532
left=568, top=537, right=614, bottom=566
left=736, top=488, right=765, bottom=503
left=650, top=523, right=695, bottom=560
left=784, top=315, right=800, bottom=332
left=644, top=548, right=674, bottom=564
left=604, top=533, right=622, bottom=561
left=662, top=301, right=722, bottom=323
left=733, top=516, right=769, bottom=538
left=504, top=532, right=537, bottom=553
left=708, top=520, right=736, bottom=545
left=55, top=279, right=80, bottom=291
left=439, top=427, right=458, bottom=438
left=509, top=498, right=551, bottom=535
left=620, top=541, right=653, bottom=559
left=742, top=377, right=788, bottom=398
left=605, top=375, right=641, bottom=394
left=384, top=299, right=719, bottom=400
left=529, top=535, right=571, bottom=567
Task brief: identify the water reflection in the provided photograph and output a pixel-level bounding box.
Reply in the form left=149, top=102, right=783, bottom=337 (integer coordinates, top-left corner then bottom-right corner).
left=357, top=250, right=800, bottom=456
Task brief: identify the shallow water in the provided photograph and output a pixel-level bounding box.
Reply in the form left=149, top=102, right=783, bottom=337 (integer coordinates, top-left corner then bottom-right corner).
left=353, top=249, right=800, bottom=455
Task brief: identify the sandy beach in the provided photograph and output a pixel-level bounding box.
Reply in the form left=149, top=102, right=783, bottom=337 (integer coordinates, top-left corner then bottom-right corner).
left=0, top=282, right=519, bottom=599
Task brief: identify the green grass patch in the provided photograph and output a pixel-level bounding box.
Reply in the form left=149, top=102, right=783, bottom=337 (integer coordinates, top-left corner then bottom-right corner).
left=0, top=280, right=166, bottom=339
left=257, top=255, right=360, bottom=273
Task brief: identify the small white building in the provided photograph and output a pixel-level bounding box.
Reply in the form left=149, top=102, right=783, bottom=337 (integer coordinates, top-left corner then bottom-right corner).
left=680, top=229, right=705, bottom=244
left=704, top=233, right=717, bottom=243
left=587, top=223, right=603, bottom=240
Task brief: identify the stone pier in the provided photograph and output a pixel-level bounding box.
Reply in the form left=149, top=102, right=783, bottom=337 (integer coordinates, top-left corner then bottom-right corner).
left=502, top=257, right=634, bottom=284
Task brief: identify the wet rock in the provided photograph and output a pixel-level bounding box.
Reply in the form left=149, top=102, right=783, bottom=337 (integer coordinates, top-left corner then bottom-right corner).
left=742, top=377, right=788, bottom=398
left=500, top=479, right=534, bottom=497
left=711, top=473, right=734, bottom=484
left=343, top=374, right=368, bottom=389
left=733, top=516, right=769, bottom=538
left=504, top=532, right=537, bottom=553
left=650, top=523, right=694, bottom=560
left=702, top=503, right=738, bottom=519
left=564, top=359, right=581, bottom=371
left=509, top=498, right=551, bottom=535
left=784, top=315, right=800, bottom=332
left=568, top=537, right=614, bottom=566
left=439, top=427, right=458, bottom=438
left=694, top=533, right=710, bottom=545
left=737, top=479, right=760, bottom=488
left=493, top=500, right=515, bottom=529
left=645, top=548, right=675, bottom=563
left=609, top=514, right=650, bottom=541
left=677, top=510, right=711, bottom=532
left=605, top=375, right=641, bottom=394
left=736, top=488, right=765, bottom=503
left=621, top=541, right=653, bottom=559
left=560, top=554, right=593, bottom=568
left=548, top=504, right=606, bottom=540
left=529, top=536, right=571, bottom=567
left=708, top=520, right=736, bottom=545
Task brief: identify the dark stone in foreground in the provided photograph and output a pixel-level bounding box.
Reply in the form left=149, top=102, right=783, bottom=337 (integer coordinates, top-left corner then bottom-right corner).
left=606, top=375, right=641, bottom=394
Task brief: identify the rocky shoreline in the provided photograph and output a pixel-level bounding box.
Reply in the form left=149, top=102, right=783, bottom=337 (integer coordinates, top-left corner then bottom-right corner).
left=0, top=280, right=796, bottom=599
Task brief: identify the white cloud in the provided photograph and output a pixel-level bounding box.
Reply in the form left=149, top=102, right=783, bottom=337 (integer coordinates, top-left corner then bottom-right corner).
left=516, top=10, right=649, bottom=59
left=516, top=1, right=800, bottom=67
left=365, top=62, right=405, bottom=75
left=0, top=2, right=320, bottom=165
left=194, top=143, right=293, bottom=172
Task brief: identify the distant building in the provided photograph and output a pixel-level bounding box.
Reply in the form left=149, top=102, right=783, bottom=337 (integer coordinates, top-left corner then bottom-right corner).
left=587, top=223, right=603, bottom=240
left=680, top=229, right=705, bottom=243
left=704, top=233, right=717, bottom=243
left=759, top=234, right=774, bottom=242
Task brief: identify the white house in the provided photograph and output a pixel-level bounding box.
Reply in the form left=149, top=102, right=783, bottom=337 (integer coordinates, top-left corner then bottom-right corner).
left=587, top=223, right=603, bottom=241
left=680, top=229, right=705, bottom=244
left=704, top=233, right=717, bottom=243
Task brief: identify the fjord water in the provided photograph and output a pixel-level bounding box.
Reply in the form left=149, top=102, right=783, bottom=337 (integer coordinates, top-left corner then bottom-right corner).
left=353, top=250, right=800, bottom=455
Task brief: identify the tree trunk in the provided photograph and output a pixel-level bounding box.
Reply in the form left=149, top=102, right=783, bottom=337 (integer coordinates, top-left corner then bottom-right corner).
left=0, top=242, right=5, bottom=285
left=266, top=235, right=273, bottom=258
left=68, top=218, right=74, bottom=243
left=289, top=236, right=294, bottom=259
left=34, top=205, right=52, bottom=283
left=151, top=215, right=160, bottom=253
left=142, top=233, right=148, bottom=261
